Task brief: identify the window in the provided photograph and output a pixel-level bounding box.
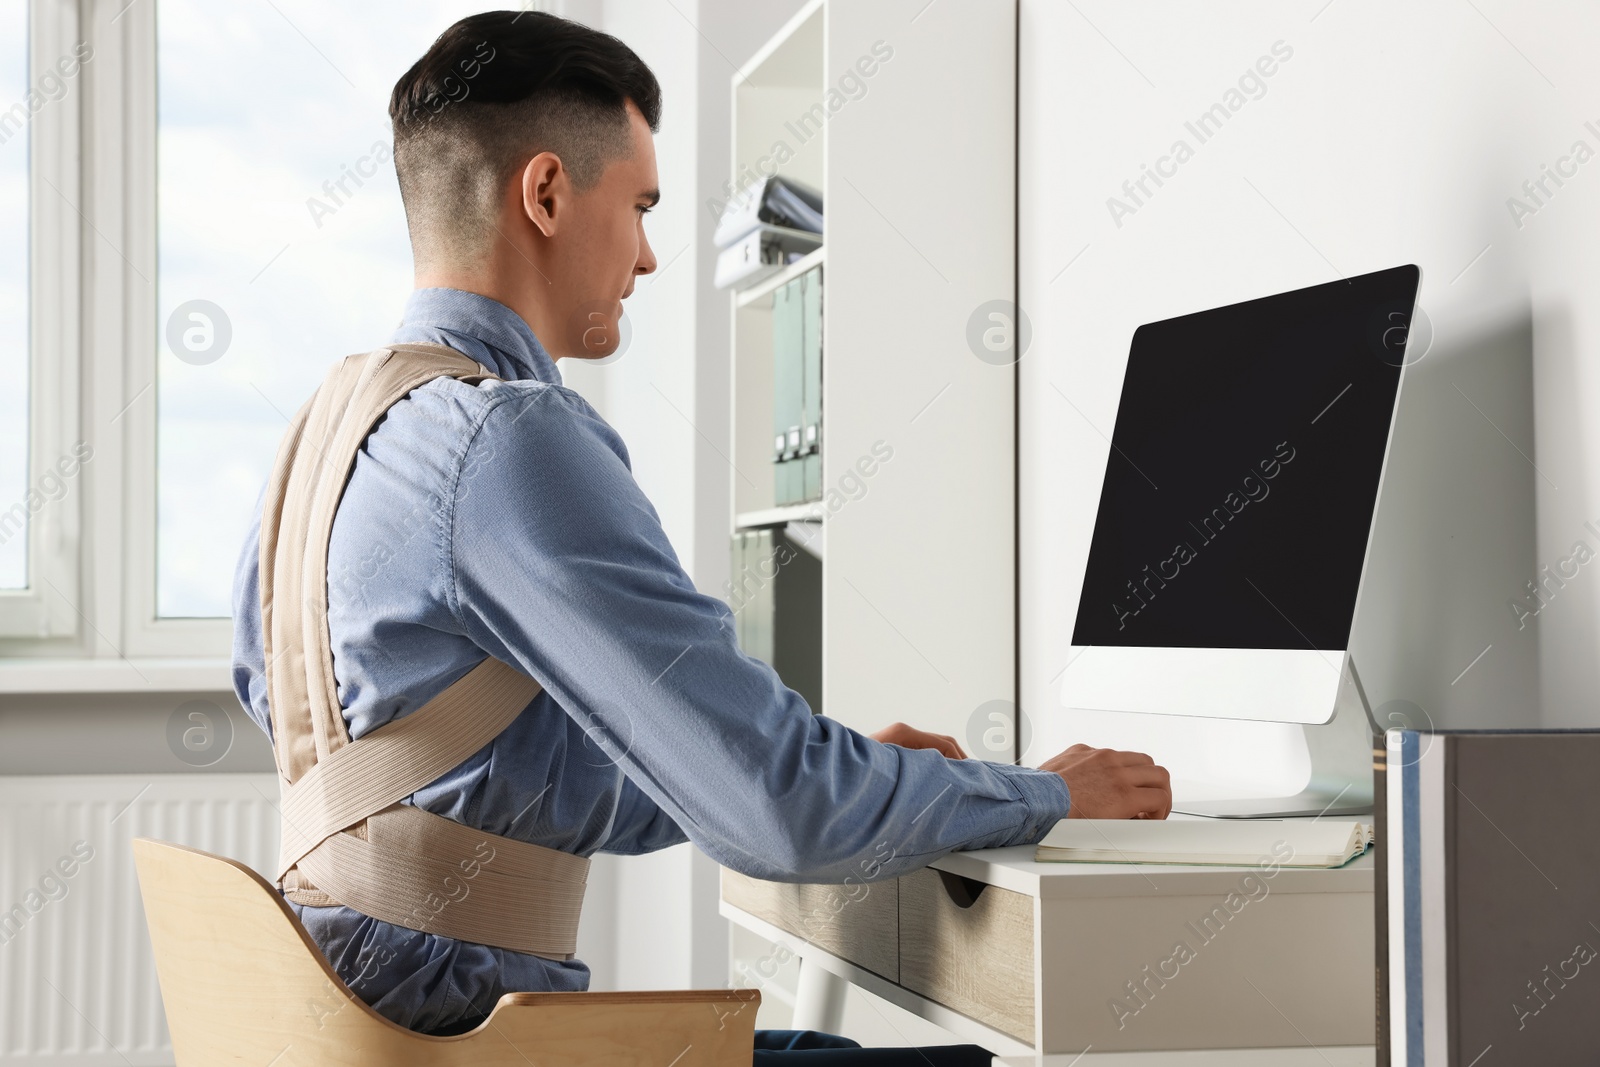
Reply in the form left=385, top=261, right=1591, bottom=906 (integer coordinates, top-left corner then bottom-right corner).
left=0, top=0, right=29, bottom=591
left=155, top=0, right=486, bottom=617
left=0, top=0, right=81, bottom=644
left=0, top=0, right=537, bottom=667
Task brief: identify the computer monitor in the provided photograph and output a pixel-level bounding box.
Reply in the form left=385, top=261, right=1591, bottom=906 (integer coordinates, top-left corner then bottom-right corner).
left=1060, top=265, right=1420, bottom=810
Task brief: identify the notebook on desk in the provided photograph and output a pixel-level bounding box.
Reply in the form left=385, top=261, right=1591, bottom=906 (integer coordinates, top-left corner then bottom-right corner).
left=1035, top=818, right=1374, bottom=868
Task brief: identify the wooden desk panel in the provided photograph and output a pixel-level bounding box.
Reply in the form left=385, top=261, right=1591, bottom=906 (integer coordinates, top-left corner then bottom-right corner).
left=720, top=869, right=899, bottom=982
left=899, top=869, right=1035, bottom=1043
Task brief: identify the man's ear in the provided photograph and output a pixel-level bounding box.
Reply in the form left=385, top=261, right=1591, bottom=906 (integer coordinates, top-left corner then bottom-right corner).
left=520, top=151, right=567, bottom=238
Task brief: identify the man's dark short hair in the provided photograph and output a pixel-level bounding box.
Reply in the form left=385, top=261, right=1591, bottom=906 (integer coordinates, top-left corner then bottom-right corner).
left=389, top=10, right=662, bottom=265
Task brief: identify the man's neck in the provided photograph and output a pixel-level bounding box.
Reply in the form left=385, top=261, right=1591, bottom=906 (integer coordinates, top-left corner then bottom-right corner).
left=414, top=267, right=562, bottom=361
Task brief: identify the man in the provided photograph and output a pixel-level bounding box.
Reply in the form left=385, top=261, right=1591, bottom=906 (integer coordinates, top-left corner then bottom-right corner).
left=231, top=10, right=1172, bottom=1061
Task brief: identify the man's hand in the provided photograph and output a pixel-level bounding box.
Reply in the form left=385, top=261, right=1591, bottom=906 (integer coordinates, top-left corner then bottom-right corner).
left=1041, top=744, right=1172, bottom=819
left=870, top=722, right=967, bottom=759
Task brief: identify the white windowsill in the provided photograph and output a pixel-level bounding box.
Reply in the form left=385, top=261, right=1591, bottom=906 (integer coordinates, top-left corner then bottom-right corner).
left=0, top=657, right=233, bottom=694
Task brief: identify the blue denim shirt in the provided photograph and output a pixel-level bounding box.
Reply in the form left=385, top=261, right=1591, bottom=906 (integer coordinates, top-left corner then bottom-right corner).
left=231, top=287, right=1072, bottom=1032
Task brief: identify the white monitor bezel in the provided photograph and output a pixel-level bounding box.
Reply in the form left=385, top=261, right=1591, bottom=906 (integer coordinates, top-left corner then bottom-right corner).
left=1061, top=645, right=1347, bottom=725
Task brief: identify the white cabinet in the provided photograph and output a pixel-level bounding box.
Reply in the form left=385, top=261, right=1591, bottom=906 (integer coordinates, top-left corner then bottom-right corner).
left=726, top=0, right=1018, bottom=750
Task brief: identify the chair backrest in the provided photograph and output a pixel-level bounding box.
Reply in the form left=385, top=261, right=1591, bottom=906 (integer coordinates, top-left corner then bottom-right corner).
left=132, top=838, right=759, bottom=1066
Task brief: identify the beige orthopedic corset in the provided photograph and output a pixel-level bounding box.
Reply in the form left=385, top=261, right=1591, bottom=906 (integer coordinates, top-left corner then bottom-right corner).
left=260, top=342, right=587, bottom=959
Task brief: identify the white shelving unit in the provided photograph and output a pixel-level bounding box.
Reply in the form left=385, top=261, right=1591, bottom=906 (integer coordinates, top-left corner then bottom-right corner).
left=726, top=0, right=1016, bottom=745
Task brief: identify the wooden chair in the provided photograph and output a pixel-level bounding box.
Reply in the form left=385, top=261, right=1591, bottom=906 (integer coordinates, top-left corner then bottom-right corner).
left=132, top=838, right=759, bottom=1065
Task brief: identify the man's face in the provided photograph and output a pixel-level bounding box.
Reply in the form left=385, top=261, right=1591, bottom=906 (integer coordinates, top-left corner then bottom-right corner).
left=553, top=100, right=658, bottom=360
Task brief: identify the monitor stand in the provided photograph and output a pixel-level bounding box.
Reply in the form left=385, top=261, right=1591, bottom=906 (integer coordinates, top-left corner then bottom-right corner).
left=1171, top=659, right=1379, bottom=819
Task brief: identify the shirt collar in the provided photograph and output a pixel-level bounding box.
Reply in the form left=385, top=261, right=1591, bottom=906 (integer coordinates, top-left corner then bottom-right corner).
left=391, top=287, right=562, bottom=386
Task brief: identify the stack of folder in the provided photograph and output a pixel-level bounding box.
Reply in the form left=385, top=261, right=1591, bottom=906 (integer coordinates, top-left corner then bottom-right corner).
left=772, top=267, right=823, bottom=505
left=1379, top=728, right=1600, bottom=1065
left=729, top=524, right=822, bottom=713
left=712, top=175, right=823, bottom=290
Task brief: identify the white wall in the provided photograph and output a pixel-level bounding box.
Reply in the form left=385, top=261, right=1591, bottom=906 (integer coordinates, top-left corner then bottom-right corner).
left=1018, top=0, right=1588, bottom=789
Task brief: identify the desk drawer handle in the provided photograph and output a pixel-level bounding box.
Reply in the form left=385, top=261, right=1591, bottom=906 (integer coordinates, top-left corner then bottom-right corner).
left=935, top=870, right=988, bottom=909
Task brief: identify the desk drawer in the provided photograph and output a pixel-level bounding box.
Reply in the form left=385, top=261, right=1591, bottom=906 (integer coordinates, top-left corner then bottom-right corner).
left=720, top=869, right=898, bottom=981
left=899, top=868, right=1035, bottom=1043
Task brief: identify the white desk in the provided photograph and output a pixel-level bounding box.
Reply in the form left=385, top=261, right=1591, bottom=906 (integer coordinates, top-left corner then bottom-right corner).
left=721, top=840, right=1376, bottom=1065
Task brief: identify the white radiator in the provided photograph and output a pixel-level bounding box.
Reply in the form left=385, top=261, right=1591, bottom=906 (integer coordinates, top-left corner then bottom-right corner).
left=0, top=774, right=279, bottom=1066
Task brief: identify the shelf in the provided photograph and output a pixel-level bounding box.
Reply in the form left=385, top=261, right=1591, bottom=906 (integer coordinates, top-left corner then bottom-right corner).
left=734, top=502, right=825, bottom=529
left=0, top=657, right=234, bottom=694
left=734, top=246, right=825, bottom=309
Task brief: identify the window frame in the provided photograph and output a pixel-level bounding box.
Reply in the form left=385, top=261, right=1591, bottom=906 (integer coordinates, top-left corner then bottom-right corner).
left=114, top=0, right=230, bottom=657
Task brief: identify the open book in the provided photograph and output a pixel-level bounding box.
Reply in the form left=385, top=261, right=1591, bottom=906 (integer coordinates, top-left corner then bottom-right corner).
left=1035, top=818, right=1374, bottom=869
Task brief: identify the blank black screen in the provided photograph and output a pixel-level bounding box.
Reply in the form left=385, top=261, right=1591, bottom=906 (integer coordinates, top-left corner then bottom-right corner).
left=1071, top=265, right=1417, bottom=651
